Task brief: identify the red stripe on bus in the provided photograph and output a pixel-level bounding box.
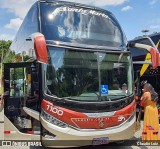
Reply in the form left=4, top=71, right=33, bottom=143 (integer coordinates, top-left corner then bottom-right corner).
left=4, top=131, right=10, bottom=134
left=27, top=131, right=34, bottom=134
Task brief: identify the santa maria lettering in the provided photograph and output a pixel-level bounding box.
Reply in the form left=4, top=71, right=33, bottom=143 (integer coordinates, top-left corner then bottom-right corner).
left=51, top=6, right=110, bottom=19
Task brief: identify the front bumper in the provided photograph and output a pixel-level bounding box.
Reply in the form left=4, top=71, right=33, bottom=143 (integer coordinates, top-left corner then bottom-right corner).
left=40, top=113, right=136, bottom=147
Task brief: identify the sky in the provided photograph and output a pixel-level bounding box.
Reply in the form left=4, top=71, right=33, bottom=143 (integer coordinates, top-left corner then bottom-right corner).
left=0, top=0, right=160, bottom=41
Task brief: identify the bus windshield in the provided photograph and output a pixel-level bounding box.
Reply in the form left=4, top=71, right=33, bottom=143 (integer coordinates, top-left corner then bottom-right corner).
left=45, top=47, right=133, bottom=101
left=40, top=2, right=126, bottom=47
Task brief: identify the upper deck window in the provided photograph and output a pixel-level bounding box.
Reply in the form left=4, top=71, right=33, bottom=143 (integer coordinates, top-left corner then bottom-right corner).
left=40, top=2, right=126, bottom=47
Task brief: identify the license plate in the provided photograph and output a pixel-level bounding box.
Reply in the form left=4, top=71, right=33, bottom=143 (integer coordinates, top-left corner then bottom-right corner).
left=92, top=137, right=109, bottom=145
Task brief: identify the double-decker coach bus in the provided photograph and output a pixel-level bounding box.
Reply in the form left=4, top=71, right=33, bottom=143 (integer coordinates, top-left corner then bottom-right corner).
left=3, top=0, right=159, bottom=147
left=129, top=33, right=160, bottom=122
left=130, top=33, right=160, bottom=98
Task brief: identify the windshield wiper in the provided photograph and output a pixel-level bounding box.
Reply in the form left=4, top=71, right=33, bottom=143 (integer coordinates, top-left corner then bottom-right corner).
left=91, top=92, right=111, bottom=101
left=99, top=96, right=111, bottom=101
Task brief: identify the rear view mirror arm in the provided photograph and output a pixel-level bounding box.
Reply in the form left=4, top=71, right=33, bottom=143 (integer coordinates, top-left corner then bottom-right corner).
left=128, top=42, right=159, bottom=69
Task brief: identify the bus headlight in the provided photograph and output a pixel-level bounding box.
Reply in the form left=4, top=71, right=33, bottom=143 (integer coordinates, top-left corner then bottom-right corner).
left=41, top=109, right=68, bottom=128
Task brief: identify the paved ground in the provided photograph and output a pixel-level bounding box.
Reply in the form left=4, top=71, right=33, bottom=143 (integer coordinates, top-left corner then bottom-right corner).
left=0, top=110, right=159, bottom=149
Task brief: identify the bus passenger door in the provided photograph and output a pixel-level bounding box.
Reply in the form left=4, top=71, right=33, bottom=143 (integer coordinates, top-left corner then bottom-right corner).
left=4, top=62, right=40, bottom=136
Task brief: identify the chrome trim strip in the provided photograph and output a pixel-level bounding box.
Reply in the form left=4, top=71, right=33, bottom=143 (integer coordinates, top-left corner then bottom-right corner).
left=46, top=43, right=128, bottom=53
left=84, top=111, right=115, bottom=117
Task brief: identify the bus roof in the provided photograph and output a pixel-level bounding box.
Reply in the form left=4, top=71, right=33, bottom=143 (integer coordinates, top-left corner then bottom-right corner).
left=130, top=32, right=160, bottom=50
left=149, top=32, right=160, bottom=38
left=132, top=32, right=160, bottom=40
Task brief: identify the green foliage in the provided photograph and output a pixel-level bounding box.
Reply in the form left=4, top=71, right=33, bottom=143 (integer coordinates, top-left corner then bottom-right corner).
left=0, top=40, right=12, bottom=63
left=0, top=40, right=13, bottom=77
left=0, top=40, right=12, bottom=49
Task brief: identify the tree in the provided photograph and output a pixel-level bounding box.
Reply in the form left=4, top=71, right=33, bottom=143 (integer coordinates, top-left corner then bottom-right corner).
left=0, top=40, right=12, bottom=79
left=0, top=40, right=12, bottom=62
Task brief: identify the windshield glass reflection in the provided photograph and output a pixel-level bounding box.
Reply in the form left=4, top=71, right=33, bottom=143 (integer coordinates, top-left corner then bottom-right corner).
left=45, top=47, right=133, bottom=101
left=40, top=3, right=126, bottom=47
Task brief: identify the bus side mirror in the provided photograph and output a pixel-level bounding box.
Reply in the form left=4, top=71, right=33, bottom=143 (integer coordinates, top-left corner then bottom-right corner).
left=149, top=47, right=159, bottom=69
left=30, top=33, right=48, bottom=64
left=128, top=42, right=159, bottom=69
